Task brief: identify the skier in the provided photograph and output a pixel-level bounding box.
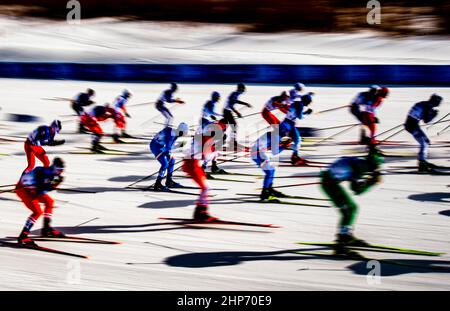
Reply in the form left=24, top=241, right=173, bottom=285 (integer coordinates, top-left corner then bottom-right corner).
left=223, top=83, right=252, bottom=149
left=404, top=94, right=443, bottom=172
left=24, top=120, right=64, bottom=173
left=150, top=122, right=189, bottom=190
left=15, top=157, right=66, bottom=246
left=320, top=148, right=383, bottom=255
left=251, top=129, right=293, bottom=200
left=349, top=85, right=380, bottom=144
left=359, top=87, right=389, bottom=145
left=182, top=119, right=227, bottom=222
left=201, top=118, right=227, bottom=174
left=261, top=91, right=290, bottom=125
left=113, top=89, right=133, bottom=138
left=289, top=82, right=305, bottom=103
left=80, top=104, right=123, bottom=152
left=279, top=94, right=314, bottom=165
left=155, top=83, right=185, bottom=126
left=200, top=91, right=222, bottom=130
left=72, top=88, right=95, bottom=133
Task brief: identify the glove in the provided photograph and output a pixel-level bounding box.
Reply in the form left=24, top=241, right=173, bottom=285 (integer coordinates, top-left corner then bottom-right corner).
left=211, top=115, right=217, bottom=121
left=48, top=139, right=65, bottom=146
left=236, top=112, right=243, bottom=118
left=304, top=108, right=313, bottom=115
left=125, top=112, right=131, bottom=118
left=351, top=179, right=367, bottom=195
left=51, top=176, right=64, bottom=188
left=374, top=117, right=379, bottom=124
left=246, top=103, right=253, bottom=108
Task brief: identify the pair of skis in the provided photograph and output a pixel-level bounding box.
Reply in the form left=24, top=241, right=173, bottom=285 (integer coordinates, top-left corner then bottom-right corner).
left=294, top=242, right=448, bottom=271
left=0, top=235, right=120, bottom=259
left=236, top=193, right=330, bottom=208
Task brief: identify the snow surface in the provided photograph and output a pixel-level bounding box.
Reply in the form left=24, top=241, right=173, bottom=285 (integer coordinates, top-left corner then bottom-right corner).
left=0, top=17, right=449, bottom=64
left=0, top=79, right=449, bottom=290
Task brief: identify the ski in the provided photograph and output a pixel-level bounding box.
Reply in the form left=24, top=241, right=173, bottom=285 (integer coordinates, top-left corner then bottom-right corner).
left=237, top=193, right=329, bottom=201
left=295, top=242, right=443, bottom=256
left=209, top=171, right=262, bottom=177
left=384, top=169, right=450, bottom=176
left=236, top=198, right=330, bottom=208
left=158, top=217, right=280, bottom=228
left=71, top=147, right=140, bottom=155
left=293, top=250, right=450, bottom=271
left=206, top=174, right=253, bottom=183
left=127, top=186, right=200, bottom=196
left=31, top=235, right=121, bottom=245
left=0, top=240, right=89, bottom=259
left=390, top=165, right=450, bottom=170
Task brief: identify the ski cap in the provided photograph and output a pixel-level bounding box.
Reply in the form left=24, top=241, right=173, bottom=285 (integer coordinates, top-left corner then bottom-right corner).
left=87, top=88, right=95, bottom=96
left=237, top=83, right=246, bottom=92
left=51, top=119, right=62, bottom=133
left=170, top=83, right=178, bottom=92
left=378, top=87, right=389, bottom=98
left=294, top=83, right=305, bottom=91
left=212, top=91, right=221, bottom=101
left=430, top=93, right=443, bottom=106
left=52, top=157, right=65, bottom=171
left=301, top=94, right=313, bottom=105
left=122, top=89, right=132, bottom=98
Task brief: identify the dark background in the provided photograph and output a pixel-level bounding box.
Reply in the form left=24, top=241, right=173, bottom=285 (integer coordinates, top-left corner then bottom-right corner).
left=0, top=0, right=449, bottom=34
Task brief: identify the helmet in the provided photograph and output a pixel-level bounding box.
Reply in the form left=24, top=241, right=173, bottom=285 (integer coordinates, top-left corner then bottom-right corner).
left=294, top=83, right=305, bottom=92
left=177, top=122, right=189, bottom=137
left=170, top=83, right=178, bottom=92
left=369, top=85, right=380, bottom=95
left=211, top=91, right=221, bottom=101
left=429, top=93, right=443, bottom=107
left=51, top=119, right=62, bottom=133
left=301, top=94, right=313, bottom=105
left=280, top=91, right=289, bottom=99
left=52, top=157, right=65, bottom=171
left=87, top=88, right=95, bottom=96
left=122, top=89, right=132, bottom=98
left=377, top=87, right=389, bottom=98
left=237, top=83, right=246, bottom=92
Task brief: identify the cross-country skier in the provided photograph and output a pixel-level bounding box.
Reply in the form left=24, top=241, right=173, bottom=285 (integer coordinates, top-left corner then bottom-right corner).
left=261, top=91, right=290, bottom=125
left=113, top=89, right=133, bottom=138
left=16, top=157, right=66, bottom=246
left=251, top=129, right=293, bottom=200
left=320, top=148, right=383, bottom=255
left=200, top=91, right=222, bottom=130
left=349, top=85, right=380, bottom=144
left=150, top=122, right=189, bottom=190
left=24, top=120, right=64, bottom=173
left=72, top=88, right=95, bottom=133
left=404, top=94, right=443, bottom=172
left=155, top=83, right=185, bottom=126
left=223, top=83, right=252, bottom=148
left=182, top=120, right=227, bottom=222
left=80, top=104, right=123, bottom=152
left=279, top=94, right=314, bottom=165
left=201, top=118, right=228, bottom=174
left=359, top=87, right=389, bottom=145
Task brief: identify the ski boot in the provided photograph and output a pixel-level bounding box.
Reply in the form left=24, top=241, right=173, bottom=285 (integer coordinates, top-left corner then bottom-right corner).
left=41, top=227, right=66, bottom=238
left=291, top=154, right=306, bottom=166
left=336, top=233, right=369, bottom=247
left=260, top=188, right=280, bottom=202
left=166, top=178, right=182, bottom=188
left=268, top=186, right=288, bottom=198
left=121, top=131, right=134, bottom=139
left=91, top=141, right=105, bottom=153
left=17, top=231, right=37, bottom=247
left=153, top=177, right=169, bottom=191
left=418, top=160, right=434, bottom=173
left=211, top=161, right=227, bottom=174
left=112, top=134, right=125, bottom=144
left=193, top=205, right=218, bottom=222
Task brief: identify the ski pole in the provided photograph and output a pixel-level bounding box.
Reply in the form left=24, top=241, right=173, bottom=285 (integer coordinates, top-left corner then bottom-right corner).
left=312, top=123, right=359, bottom=132
left=314, top=105, right=349, bottom=115
left=310, top=124, right=360, bottom=146
left=426, top=112, right=450, bottom=130
left=437, top=123, right=450, bottom=136
left=374, top=123, right=404, bottom=138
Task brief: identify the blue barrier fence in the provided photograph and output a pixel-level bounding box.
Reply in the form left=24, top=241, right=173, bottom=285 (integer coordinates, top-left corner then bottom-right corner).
left=0, top=63, right=449, bottom=85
